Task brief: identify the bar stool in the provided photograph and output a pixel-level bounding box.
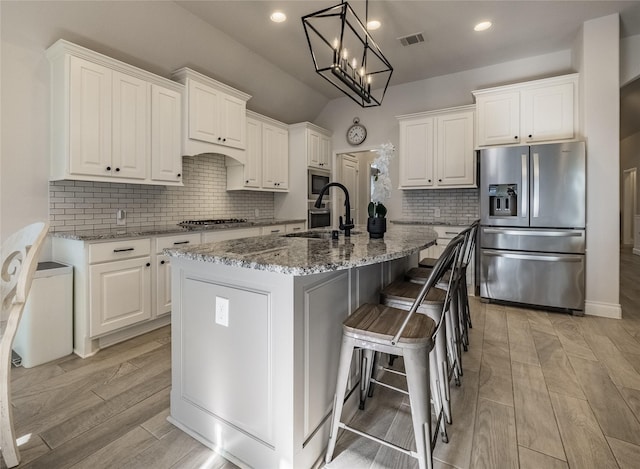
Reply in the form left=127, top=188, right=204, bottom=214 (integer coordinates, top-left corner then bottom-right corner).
left=407, top=220, right=479, bottom=352
left=380, top=233, right=467, bottom=426
left=325, top=236, right=461, bottom=469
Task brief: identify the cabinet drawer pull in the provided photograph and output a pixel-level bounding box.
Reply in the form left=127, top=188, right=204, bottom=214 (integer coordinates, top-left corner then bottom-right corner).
left=292, top=227, right=302, bottom=231
left=146, top=262, right=151, bottom=267
left=445, top=231, right=459, bottom=235
left=270, top=229, right=280, bottom=233
left=173, top=241, right=190, bottom=245
left=113, top=248, right=134, bottom=253
left=160, top=260, right=166, bottom=265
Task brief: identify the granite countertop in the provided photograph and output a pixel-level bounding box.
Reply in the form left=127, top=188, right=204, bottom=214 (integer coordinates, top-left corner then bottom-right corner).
left=49, top=219, right=306, bottom=241
left=391, top=219, right=472, bottom=227
left=164, top=224, right=438, bottom=276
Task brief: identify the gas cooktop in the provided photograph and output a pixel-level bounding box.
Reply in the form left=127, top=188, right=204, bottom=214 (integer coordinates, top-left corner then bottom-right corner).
left=178, top=218, right=248, bottom=227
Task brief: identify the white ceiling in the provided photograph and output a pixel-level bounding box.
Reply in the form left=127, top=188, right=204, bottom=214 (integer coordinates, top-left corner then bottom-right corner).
left=175, top=0, right=640, bottom=133
left=175, top=0, right=640, bottom=103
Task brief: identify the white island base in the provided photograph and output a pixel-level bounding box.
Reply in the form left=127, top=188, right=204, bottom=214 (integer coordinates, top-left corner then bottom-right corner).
left=168, top=253, right=415, bottom=469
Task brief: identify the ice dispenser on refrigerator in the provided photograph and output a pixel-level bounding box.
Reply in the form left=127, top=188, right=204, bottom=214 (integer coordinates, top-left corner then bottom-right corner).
left=488, top=184, right=518, bottom=217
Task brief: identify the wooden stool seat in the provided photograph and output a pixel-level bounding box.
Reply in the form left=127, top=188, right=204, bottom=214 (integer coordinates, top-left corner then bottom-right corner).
left=343, top=303, right=436, bottom=345
left=418, top=257, right=438, bottom=268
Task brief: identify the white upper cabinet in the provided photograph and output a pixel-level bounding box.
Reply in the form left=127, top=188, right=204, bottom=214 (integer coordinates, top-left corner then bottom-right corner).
left=475, top=91, right=520, bottom=147
left=47, top=39, right=184, bottom=186
left=398, top=105, right=476, bottom=189
left=473, top=73, right=578, bottom=147
left=111, top=70, right=149, bottom=180
left=172, top=68, right=251, bottom=164
left=307, top=128, right=332, bottom=170
left=262, top=121, right=289, bottom=190
left=226, top=111, right=289, bottom=191
left=151, top=85, right=183, bottom=183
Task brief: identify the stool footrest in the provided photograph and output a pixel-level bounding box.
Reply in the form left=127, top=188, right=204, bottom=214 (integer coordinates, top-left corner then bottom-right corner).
left=338, top=422, right=418, bottom=459
left=370, top=378, right=409, bottom=396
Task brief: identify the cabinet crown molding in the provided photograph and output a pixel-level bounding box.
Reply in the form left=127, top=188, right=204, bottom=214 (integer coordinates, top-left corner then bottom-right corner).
left=45, top=39, right=183, bottom=93
left=247, top=110, right=287, bottom=129
left=396, top=104, right=476, bottom=121
left=472, top=73, right=579, bottom=98
left=171, top=67, right=251, bottom=102
left=288, top=122, right=332, bottom=136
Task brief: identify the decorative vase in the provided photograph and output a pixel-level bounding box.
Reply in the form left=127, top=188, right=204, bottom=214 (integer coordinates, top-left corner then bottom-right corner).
left=367, top=217, right=387, bottom=239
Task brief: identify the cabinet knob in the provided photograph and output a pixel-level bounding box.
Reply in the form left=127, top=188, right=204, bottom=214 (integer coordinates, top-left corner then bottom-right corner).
left=115, top=167, right=120, bottom=172
left=438, top=179, right=442, bottom=182
left=160, top=260, right=165, bottom=265
left=514, top=136, right=519, bottom=140
left=177, top=173, right=181, bottom=178
left=245, top=180, right=249, bottom=184
left=217, top=137, right=222, bottom=141
left=528, top=134, right=532, bottom=138
left=146, top=262, right=151, bottom=267
left=428, top=179, right=432, bottom=183
left=222, top=138, right=226, bottom=142
left=106, top=166, right=111, bottom=171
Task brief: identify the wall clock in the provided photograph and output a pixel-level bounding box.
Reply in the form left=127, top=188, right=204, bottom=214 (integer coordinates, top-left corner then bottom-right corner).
left=346, top=118, right=367, bottom=145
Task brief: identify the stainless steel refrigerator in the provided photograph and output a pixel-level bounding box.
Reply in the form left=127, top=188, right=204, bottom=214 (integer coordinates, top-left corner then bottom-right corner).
left=479, top=141, right=586, bottom=313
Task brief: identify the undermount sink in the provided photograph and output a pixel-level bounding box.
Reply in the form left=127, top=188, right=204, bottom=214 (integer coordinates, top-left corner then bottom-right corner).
left=283, top=230, right=362, bottom=239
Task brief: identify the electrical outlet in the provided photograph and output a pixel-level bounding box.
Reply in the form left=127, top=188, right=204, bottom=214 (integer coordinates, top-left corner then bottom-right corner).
left=215, top=297, right=229, bottom=327
left=116, top=209, right=126, bottom=226
left=434, top=207, right=441, bottom=218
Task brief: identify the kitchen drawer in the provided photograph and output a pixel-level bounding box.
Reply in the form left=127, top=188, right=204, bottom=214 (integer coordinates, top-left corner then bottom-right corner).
left=89, top=238, right=151, bottom=264
left=156, top=233, right=201, bottom=253
left=286, top=222, right=306, bottom=234
left=432, top=225, right=466, bottom=240
left=202, top=227, right=262, bottom=243
left=262, top=224, right=286, bottom=235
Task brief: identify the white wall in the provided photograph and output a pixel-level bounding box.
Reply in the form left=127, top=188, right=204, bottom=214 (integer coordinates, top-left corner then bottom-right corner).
left=621, top=131, right=640, bottom=212
left=316, top=50, right=573, bottom=218
left=576, top=14, right=621, bottom=318
left=621, top=33, right=640, bottom=86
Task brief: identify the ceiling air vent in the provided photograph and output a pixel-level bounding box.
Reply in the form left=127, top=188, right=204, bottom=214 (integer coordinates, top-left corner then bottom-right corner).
left=398, top=33, right=425, bottom=47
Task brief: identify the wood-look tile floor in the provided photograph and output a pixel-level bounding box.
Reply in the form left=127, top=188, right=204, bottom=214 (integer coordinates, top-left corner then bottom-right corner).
left=4, top=247, right=640, bottom=468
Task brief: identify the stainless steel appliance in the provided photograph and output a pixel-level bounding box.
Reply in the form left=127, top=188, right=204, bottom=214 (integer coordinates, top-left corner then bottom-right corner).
left=479, top=141, right=586, bottom=313
left=308, top=202, right=331, bottom=228
left=308, top=169, right=331, bottom=199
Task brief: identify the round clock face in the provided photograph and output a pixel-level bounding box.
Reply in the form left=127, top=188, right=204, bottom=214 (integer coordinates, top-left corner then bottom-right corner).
left=347, top=123, right=367, bottom=145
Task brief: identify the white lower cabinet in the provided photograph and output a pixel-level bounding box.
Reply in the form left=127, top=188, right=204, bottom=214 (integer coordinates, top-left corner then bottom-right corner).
left=202, top=227, right=262, bottom=243
left=155, top=233, right=202, bottom=318
left=89, top=256, right=152, bottom=336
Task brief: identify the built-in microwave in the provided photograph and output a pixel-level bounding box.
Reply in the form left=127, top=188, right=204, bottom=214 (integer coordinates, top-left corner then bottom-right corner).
left=308, top=169, right=330, bottom=199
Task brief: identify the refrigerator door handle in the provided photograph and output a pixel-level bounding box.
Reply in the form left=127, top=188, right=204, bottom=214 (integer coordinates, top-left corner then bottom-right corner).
left=483, top=228, right=583, bottom=237
left=483, top=250, right=583, bottom=262
left=521, top=153, right=528, bottom=218
left=532, top=152, right=540, bottom=218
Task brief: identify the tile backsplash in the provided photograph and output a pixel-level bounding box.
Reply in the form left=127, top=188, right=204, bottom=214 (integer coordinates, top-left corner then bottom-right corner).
left=401, top=188, right=479, bottom=225
left=49, top=155, right=275, bottom=232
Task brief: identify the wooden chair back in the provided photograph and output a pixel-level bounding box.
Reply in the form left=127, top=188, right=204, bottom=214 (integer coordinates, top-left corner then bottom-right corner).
left=1, top=221, right=48, bottom=468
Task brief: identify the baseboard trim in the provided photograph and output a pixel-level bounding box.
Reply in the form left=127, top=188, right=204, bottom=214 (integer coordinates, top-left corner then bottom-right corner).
left=584, top=300, right=622, bottom=319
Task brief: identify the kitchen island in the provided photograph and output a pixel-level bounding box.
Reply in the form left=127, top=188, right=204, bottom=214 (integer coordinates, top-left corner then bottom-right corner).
left=164, top=224, right=437, bottom=469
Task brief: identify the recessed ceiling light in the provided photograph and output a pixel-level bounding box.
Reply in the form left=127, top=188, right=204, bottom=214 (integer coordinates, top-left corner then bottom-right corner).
left=474, top=21, right=492, bottom=32
left=367, top=20, right=381, bottom=31
left=270, top=11, right=286, bottom=23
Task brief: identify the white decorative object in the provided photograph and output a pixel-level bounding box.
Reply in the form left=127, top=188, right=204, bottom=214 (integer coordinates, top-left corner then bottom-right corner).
left=370, top=142, right=395, bottom=215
